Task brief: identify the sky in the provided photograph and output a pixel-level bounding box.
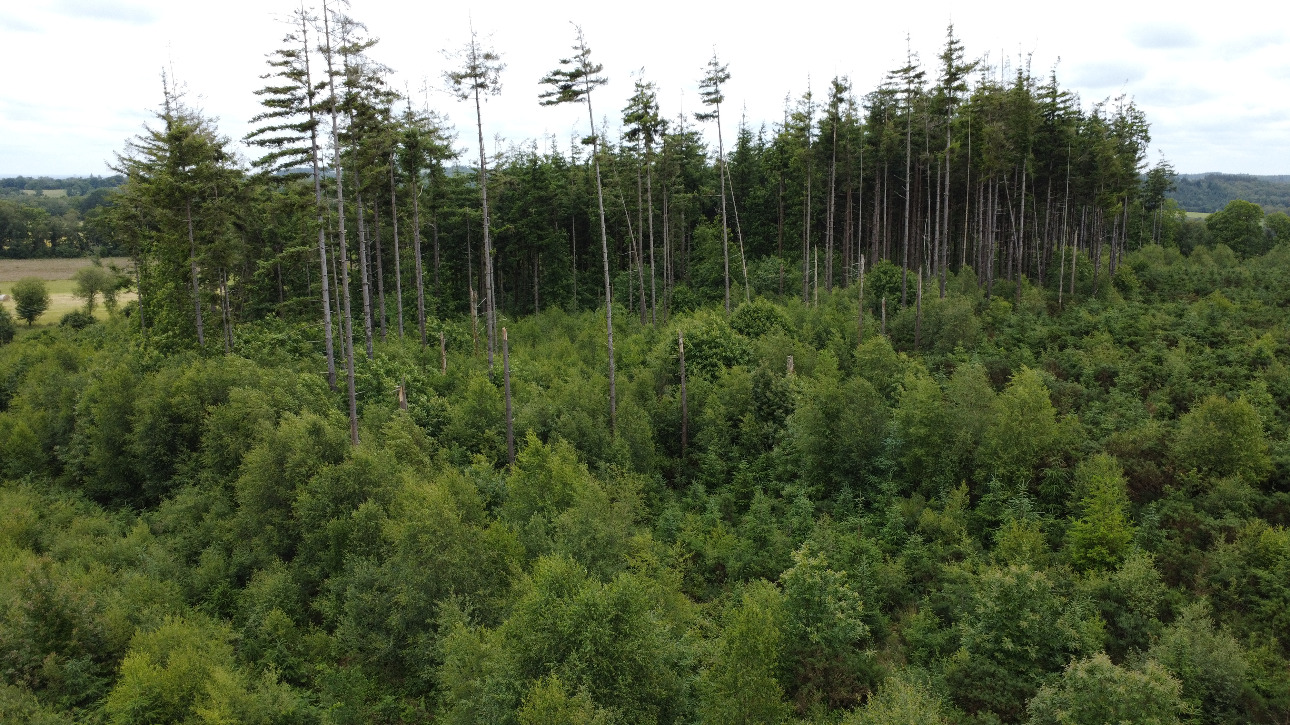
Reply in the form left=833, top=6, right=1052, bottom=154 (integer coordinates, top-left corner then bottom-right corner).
left=1, top=0, right=1287, bottom=177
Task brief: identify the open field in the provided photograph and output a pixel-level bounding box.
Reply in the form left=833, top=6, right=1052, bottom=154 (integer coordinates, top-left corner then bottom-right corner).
left=0, top=257, right=136, bottom=327
left=1184, top=211, right=1210, bottom=219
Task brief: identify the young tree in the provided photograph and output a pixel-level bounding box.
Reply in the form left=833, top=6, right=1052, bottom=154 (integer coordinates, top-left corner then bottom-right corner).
left=622, top=75, right=665, bottom=325
left=446, top=25, right=504, bottom=367
left=320, top=0, right=360, bottom=444
left=540, top=25, right=617, bottom=431
left=246, top=3, right=336, bottom=388
left=9, top=277, right=49, bottom=326
left=696, top=52, right=734, bottom=313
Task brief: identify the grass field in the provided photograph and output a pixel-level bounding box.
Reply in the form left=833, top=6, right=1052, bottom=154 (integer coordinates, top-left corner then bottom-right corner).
left=1185, top=211, right=1210, bottom=219
left=0, top=257, right=136, bottom=327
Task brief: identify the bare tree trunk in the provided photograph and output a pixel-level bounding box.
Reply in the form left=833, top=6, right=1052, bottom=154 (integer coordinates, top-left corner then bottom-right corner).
left=373, top=198, right=387, bottom=341
left=220, top=268, right=232, bottom=354
left=298, top=9, right=335, bottom=388
left=678, top=330, right=687, bottom=461
left=439, top=330, right=447, bottom=374
left=389, top=163, right=404, bottom=340
left=473, top=85, right=497, bottom=368
left=322, top=2, right=359, bottom=445
left=503, top=326, right=514, bottom=464
left=646, top=142, right=657, bottom=325
left=857, top=255, right=866, bottom=341
left=716, top=107, right=731, bottom=313
left=723, top=159, right=751, bottom=303
left=914, top=272, right=923, bottom=350
left=826, top=115, right=837, bottom=291
left=186, top=199, right=205, bottom=347
left=412, top=175, right=427, bottom=348
left=902, top=104, right=912, bottom=307
left=355, top=185, right=374, bottom=359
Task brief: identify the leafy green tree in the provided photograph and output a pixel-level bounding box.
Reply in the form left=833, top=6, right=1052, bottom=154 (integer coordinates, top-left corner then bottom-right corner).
left=446, top=26, right=504, bottom=367
left=1026, top=653, right=1183, bottom=725
left=780, top=542, right=873, bottom=710
left=946, top=564, right=1103, bottom=721
left=518, top=675, right=612, bottom=724
left=1266, top=211, right=1290, bottom=243
left=700, top=580, right=791, bottom=724
left=842, top=670, right=950, bottom=725
left=1149, top=601, right=1249, bottom=724
left=1173, top=395, right=1270, bottom=485
left=1206, top=199, right=1267, bottom=257
left=978, top=367, right=1061, bottom=488
left=1065, top=454, right=1135, bottom=571
left=0, top=302, right=14, bottom=344
left=71, top=263, right=119, bottom=315
left=9, top=277, right=49, bottom=326
left=540, top=25, right=618, bottom=431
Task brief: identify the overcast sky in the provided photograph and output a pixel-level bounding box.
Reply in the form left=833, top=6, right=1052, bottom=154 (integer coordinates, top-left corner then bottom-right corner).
left=2, top=0, right=1287, bottom=177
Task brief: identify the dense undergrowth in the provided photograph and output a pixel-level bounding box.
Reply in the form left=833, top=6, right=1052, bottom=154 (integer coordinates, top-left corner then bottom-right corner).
left=2, top=243, right=1290, bottom=724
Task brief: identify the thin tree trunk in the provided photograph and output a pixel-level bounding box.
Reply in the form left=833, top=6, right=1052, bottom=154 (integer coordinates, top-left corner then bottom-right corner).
left=355, top=185, right=374, bottom=359
left=716, top=107, right=731, bottom=313
left=679, top=330, right=687, bottom=461
left=299, top=10, right=335, bottom=388
left=186, top=199, right=204, bottom=347
left=723, top=159, right=750, bottom=303
left=373, top=198, right=387, bottom=341
left=585, top=89, right=617, bottom=431
left=857, top=255, right=866, bottom=341
left=646, top=142, right=657, bottom=325
left=902, top=103, right=912, bottom=307
left=503, top=326, right=514, bottom=464
left=389, top=162, right=404, bottom=340
left=473, top=85, right=497, bottom=368
left=412, top=174, right=427, bottom=348
left=322, top=2, right=359, bottom=445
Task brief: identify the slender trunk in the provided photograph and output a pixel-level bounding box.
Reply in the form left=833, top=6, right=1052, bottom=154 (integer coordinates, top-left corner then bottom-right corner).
left=914, top=272, right=923, bottom=350
left=322, top=2, right=359, bottom=445
left=220, top=268, right=232, bottom=354
left=186, top=199, right=205, bottom=347
left=585, top=94, right=617, bottom=431
left=374, top=198, right=387, bottom=341
left=777, top=160, right=785, bottom=296
left=300, top=11, right=335, bottom=388
left=902, top=105, right=912, bottom=307
left=439, top=330, right=447, bottom=374
left=1016, top=157, right=1027, bottom=306
left=503, top=327, right=514, bottom=464
left=881, top=296, right=887, bottom=336
left=412, top=175, right=427, bottom=348
left=716, top=108, right=731, bottom=313
left=474, top=85, right=497, bottom=368
left=826, top=116, right=837, bottom=291
left=355, top=183, right=374, bottom=359
left=646, top=142, right=657, bottom=325
left=723, top=159, right=750, bottom=303
left=678, top=330, right=687, bottom=461
left=636, top=164, right=646, bottom=324
left=857, top=255, right=865, bottom=341
left=389, top=162, right=404, bottom=340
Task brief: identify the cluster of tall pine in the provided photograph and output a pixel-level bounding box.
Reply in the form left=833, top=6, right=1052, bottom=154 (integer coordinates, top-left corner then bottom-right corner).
left=102, top=8, right=1174, bottom=438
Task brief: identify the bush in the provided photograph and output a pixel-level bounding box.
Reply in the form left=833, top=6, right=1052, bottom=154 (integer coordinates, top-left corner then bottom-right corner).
left=0, top=303, right=14, bottom=344
left=731, top=299, right=790, bottom=338
left=60, top=310, right=96, bottom=330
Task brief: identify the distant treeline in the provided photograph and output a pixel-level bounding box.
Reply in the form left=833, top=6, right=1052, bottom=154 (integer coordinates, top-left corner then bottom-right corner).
left=0, top=176, right=124, bottom=258
left=1170, top=173, right=1290, bottom=215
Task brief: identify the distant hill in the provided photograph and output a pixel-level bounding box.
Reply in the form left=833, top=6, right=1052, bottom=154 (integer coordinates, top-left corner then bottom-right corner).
left=1170, top=173, right=1290, bottom=215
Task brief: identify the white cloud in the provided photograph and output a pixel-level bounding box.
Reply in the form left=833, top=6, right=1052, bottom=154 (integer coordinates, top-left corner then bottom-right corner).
left=0, top=0, right=1285, bottom=175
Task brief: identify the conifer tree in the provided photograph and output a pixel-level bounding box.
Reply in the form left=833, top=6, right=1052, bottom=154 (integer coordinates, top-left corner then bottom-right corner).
left=246, top=4, right=336, bottom=388
left=447, top=26, right=504, bottom=367
left=697, top=52, right=733, bottom=313
left=540, top=24, right=617, bottom=431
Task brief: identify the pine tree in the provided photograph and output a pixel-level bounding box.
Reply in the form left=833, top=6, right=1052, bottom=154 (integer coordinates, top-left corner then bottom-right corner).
left=447, top=26, right=504, bottom=367
left=540, top=24, right=617, bottom=431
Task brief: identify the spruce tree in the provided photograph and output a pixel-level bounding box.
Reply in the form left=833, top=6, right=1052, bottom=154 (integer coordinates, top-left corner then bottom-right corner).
left=540, top=24, right=617, bottom=431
